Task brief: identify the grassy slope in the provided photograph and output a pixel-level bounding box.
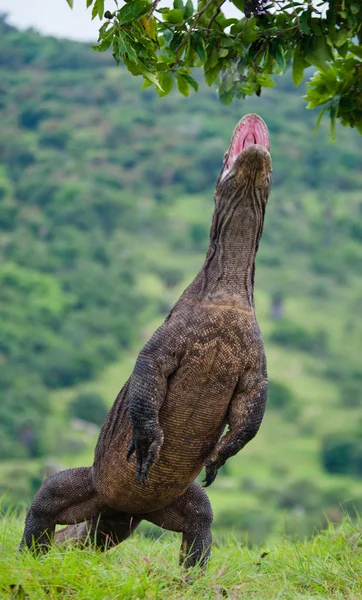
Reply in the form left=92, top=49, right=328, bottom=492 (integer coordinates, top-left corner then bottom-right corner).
left=0, top=516, right=361, bottom=599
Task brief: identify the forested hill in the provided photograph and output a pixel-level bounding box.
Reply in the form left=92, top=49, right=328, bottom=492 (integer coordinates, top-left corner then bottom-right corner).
left=1, top=17, right=362, bottom=542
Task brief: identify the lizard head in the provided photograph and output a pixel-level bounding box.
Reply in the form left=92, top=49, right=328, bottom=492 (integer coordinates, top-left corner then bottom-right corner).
left=216, top=113, right=272, bottom=196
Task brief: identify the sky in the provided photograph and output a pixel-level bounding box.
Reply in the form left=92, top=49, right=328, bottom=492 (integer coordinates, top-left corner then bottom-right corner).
left=0, top=0, right=115, bottom=41
left=0, top=0, right=241, bottom=42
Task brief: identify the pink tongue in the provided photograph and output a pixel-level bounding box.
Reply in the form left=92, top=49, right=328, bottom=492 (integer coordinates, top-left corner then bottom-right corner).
left=226, top=114, right=270, bottom=172
left=243, top=132, right=256, bottom=147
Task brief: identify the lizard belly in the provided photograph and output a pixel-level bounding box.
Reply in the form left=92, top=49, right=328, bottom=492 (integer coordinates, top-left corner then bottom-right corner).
left=94, top=366, right=237, bottom=514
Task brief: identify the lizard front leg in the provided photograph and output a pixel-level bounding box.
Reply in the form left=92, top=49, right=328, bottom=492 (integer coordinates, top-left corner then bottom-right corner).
left=127, top=324, right=183, bottom=484
left=203, top=344, right=268, bottom=487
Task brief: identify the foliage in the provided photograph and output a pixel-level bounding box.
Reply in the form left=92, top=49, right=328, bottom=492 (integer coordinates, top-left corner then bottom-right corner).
left=322, top=432, right=362, bottom=476
left=68, top=1, right=362, bottom=133
left=339, top=378, right=362, bottom=408
left=270, top=320, right=328, bottom=355
left=68, top=392, right=108, bottom=426
left=0, top=387, right=49, bottom=459
left=267, top=380, right=294, bottom=409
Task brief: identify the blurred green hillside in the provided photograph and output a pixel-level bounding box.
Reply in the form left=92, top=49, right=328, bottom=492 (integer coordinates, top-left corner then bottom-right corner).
left=1, top=16, right=362, bottom=544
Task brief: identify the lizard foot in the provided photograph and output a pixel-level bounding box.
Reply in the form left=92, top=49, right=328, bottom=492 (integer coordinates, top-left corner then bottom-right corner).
left=202, top=459, right=223, bottom=488
left=127, top=426, right=164, bottom=485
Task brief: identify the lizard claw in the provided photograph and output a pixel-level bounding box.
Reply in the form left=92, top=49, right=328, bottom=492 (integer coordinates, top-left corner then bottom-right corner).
left=202, top=460, right=220, bottom=488
left=129, top=426, right=164, bottom=485
left=126, top=440, right=135, bottom=462
left=136, top=436, right=164, bottom=484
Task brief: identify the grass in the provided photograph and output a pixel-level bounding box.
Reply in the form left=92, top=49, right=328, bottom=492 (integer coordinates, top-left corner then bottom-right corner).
left=0, top=515, right=361, bottom=599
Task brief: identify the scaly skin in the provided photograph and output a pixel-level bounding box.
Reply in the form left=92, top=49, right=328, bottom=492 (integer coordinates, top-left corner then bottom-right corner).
left=20, top=114, right=272, bottom=569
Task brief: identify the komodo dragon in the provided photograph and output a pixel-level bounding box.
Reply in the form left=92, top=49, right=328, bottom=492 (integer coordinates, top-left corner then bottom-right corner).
left=21, top=113, right=272, bottom=569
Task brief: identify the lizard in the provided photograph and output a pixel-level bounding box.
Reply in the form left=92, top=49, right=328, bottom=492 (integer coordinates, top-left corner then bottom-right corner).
left=20, top=113, right=272, bottom=570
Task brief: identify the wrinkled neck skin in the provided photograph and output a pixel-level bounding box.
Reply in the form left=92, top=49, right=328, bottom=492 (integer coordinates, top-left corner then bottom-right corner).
left=187, top=172, right=269, bottom=308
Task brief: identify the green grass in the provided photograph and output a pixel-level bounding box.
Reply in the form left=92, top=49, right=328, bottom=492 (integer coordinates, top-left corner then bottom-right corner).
left=1, top=515, right=361, bottom=599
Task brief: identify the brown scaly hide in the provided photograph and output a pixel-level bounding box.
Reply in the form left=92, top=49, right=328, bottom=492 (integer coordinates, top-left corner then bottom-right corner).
left=20, top=133, right=272, bottom=570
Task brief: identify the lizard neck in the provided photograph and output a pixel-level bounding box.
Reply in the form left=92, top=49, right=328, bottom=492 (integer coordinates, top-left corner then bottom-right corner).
left=189, top=188, right=266, bottom=308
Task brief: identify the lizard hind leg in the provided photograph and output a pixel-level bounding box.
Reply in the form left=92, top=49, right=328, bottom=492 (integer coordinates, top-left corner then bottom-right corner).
left=20, top=466, right=103, bottom=553
left=54, top=512, right=141, bottom=551
left=143, top=481, right=213, bottom=569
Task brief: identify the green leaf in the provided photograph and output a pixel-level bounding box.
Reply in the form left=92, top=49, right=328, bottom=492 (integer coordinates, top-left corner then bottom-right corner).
left=220, top=72, right=235, bottom=93
left=164, top=9, right=184, bottom=23
left=177, top=74, right=190, bottom=96
left=329, top=97, right=339, bottom=141
left=86, top=0, right=93, bottom=7
left=221, top=18, right=238, bottom=27
left=219, top=88, right=234, bottom=105
left=313, top=106, right=327, bottom=134
left=350, top=3, right=360, bottom=14
left=334, top=29, right=349, bottom=48
left=356, top=121, right=362, bottom=135
left=241, top=82, right=258, bottom=96
left=191, top=33, right=206, bottom=61
left=118, top=31, right=137, bottom=62
left=184, top=39, right=195, bottom=67
left=170, top=31, right=184, bottom=54
left=299, top=10, right=311, bottom=35
left=205, top=49, right=220, bottom=70
left=91, top=38, right=112, bottom=52
left=98, top=20, right=111, bottom=37
left=158, top=72, right=174, bottom=95
left=144, top=71, right=163, bottom=90
left=123, top=56, right=143, bottom=75
left=339, top=96, right=355, bottom=114
left=230, top=19, right=245, bottom=34
left=180, top=73, right=198, bottom=91
left=292, top=45, right=305, bottom=87
left=162, top=29, right=174, bottom=48
left=306, top=36, right=332, bottom=72
left=204, top=63, right=222, bottom=86
left=65, top=0, right=74, bottom=7
left=337, top=41, right=348, bottom=58
left=173, top=0, right=184, bottom=11
left=144, top=16, right=157, bottom=40
left=91, top=0, right=104, bottom=20
left=118, top=1, right=151, bottom=25
left=243, top=16, right=258, bottom=43
left=230, top=0, right=244, bottom=11
left=275, top=44, right=285, bottom=69
left=257, top=73, right=276, bottom=88
left=351, top=45, right=362, bottom=59
left=184, top=0, right=194, bottom=19
left=142, top=78, right=153, bottom=89
left=300, top=10, right=311, bottom=35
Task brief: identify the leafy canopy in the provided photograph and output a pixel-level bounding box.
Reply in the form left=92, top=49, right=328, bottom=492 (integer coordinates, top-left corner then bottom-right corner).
left=66, top=0, right=362, bottom=136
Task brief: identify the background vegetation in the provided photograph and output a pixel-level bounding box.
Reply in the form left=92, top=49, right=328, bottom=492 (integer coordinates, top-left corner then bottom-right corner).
left=1, top=16, right=362, bottom=546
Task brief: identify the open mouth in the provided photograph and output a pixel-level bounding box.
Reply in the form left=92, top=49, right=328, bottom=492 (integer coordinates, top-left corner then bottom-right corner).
left=220, top=114, right=270, bottom=180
